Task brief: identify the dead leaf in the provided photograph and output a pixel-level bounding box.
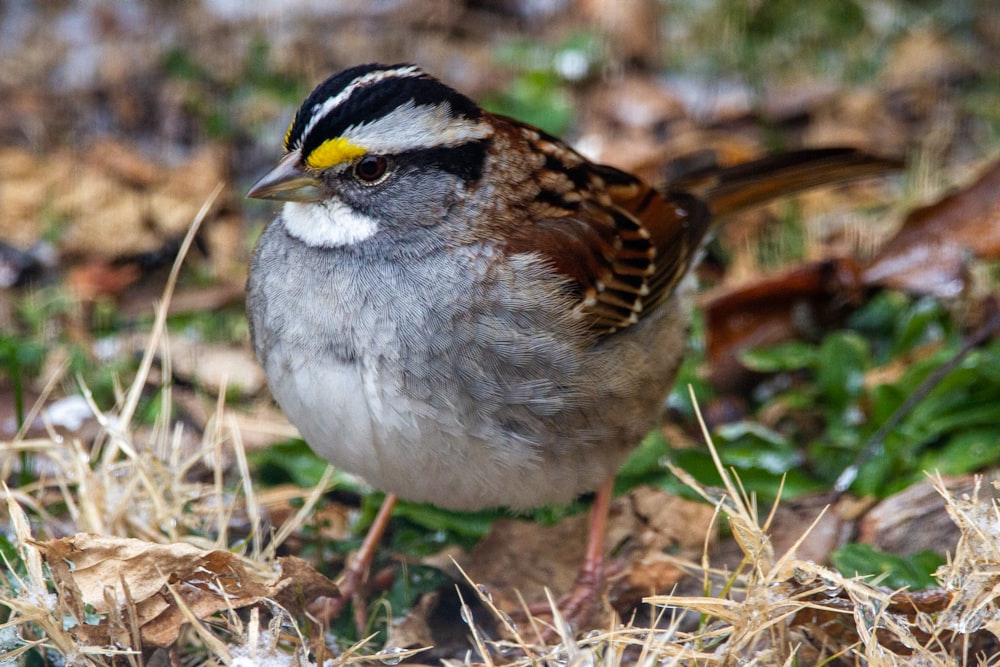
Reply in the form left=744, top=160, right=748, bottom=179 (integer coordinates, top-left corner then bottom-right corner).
left=36, top=534, right=268, bottom=649
left=882, top=29, right=976, bottom=91
left=267, top=555, right=340, bottom=616
left=863, top=159, right=1000, bottom=297
left=765, top=493, right=851, bottom=564
left=702, top=258, right=864, bottom=391
left=65, top=260, right=142, bottom=301
left=580, top=0, right=661, bottom=66
left=862, top=341, right=944, bottom=390
left=466, top=515, right=587, bottom=611
left=700, top=160, right=1000, bottom=394
left=465, top=486, right=714, bottom=617
left=90, top=138, right=163, bottom=187
left=790, top=582, right=956, bottom=659
left=0, top=143, right=225, bottom=262
left=577, top=74, right=691, bottom=180
left=803, top=87, right=908, bottom=157
left=168, top=338, right=267, bottom=397
left=625, top=486, right=718, bottom=553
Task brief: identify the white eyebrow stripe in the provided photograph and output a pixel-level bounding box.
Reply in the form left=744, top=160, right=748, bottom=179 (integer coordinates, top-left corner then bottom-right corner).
left=300, top=65, right=424, bottom=144
left=341, top=101, right=493, bottom=154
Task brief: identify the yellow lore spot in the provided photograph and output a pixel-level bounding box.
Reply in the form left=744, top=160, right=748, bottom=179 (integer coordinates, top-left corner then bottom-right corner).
left=306, top=137, right=367, bottom=170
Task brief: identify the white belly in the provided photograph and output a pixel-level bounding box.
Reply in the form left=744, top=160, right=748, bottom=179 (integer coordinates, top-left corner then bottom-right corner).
left=266, top=353, right=582, bottom=511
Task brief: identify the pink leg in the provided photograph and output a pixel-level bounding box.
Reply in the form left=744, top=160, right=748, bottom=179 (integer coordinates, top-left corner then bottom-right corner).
left=527, top=477, right=614, bottom=630
left=310, top=493, right=398, bottom=633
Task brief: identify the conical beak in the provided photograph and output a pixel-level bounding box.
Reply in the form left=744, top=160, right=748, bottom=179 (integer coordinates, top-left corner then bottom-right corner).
left=247, top=150, right=323, bottom=202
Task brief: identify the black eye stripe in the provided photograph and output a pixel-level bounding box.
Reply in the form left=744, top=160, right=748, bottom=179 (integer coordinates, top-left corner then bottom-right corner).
left=393, top=141, right=490, bottom=183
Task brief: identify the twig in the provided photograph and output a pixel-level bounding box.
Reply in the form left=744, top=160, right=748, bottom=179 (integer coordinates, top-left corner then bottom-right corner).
left=834, top=302, right=1000, bottom=495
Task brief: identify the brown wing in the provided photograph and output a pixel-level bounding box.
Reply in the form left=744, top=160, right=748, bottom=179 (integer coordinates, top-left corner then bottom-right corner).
left=496, top=117, right=900, bottom=335
left=499, top=120, right=713, bottom=334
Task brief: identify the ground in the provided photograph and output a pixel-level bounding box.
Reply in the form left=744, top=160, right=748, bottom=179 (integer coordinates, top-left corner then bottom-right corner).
left=2, top=1, right=1000, bottom=665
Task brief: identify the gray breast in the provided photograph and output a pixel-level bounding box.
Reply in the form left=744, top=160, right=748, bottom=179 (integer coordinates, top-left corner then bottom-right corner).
left=246, top=220, right=689, bottom=510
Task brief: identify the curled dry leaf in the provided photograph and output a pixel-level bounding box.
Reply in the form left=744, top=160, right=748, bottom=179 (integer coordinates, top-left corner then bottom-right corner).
left=267, top=555, right=341, bottom=615
left=788, top=570, right=959, bottom=659
left=65, top=260, right=142, bottom=301
left=864, top=159, right=1000, bottom=297
left=36, top=534, right=267, bottom=648
left=33, top=534, right=338, bottom=650
left=857, top=473, right=1000, bottom=557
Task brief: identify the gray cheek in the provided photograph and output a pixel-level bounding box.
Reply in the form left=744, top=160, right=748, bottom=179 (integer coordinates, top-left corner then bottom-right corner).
left=361, top=171, right=462, bottom=229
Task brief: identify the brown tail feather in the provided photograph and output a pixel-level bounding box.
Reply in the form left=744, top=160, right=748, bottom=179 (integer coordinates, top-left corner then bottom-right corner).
left=667, top=148, right=902, bottom=218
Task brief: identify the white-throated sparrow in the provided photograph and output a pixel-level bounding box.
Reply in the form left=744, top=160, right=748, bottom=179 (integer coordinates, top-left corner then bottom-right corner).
left=246, top=63, right=896, bottom=627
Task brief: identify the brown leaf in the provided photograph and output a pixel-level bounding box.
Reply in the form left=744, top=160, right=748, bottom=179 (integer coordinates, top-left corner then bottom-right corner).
left=65, top=260, right=141, bottom=300
left=465, top=487, right=714, bottom=616
left=625, top=486, right=718, bottom=554
left=700, top=161, right=1000, bottom=394
left=90, top=139, right=163, bottom=187
left=579, top=0, right=661, bottom=67
left=35, top=534, right=268, bottom=649
left=789, top=580, right=1000, bottom=661
left=0, top=143, right=225, bottom=262
left=168, top=338, right=267, bottom=397
left=803, top=88, right=909, bottom=157
left=466, top=515, right=587, bottom=611
left=863, top=160, right=1000, bottom=297
left=702, top=258, right=864, bottom=391
left=882, top=29, right=976, bottom=91
left=765, top=493, right=851, bottom=564
left=266, top=555, right=340, bottom=617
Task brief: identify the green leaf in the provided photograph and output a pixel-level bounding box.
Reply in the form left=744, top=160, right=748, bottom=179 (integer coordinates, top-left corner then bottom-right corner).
left=740, top=341, right=818, bottom=372
left=482, top=71, right=574, bottom=136
left=247, top=439, right=340, bottom=489
left=831, top=543, right=944, bottom=590
left=616, top=430, right=672, bottom=484
left=919, top=429, right=1000, bottom=476
left=391, top=500, right=498, bottom=541
left=893, top=298, right=949, bottom=355
left=385, top=564, right=452, bottom=611
left=848, top=290, right=909, bottom=335
left=816, top=331, right=869, bottom=410
left=712, top=422, right=800, bottom=473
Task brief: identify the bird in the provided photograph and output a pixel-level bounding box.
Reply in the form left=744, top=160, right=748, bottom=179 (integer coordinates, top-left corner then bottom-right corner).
left=245, top=62, right=897, bottom=630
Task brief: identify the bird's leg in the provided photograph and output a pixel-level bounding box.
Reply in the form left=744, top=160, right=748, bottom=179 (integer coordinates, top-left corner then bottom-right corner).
left=309, top=493, right=398, bottom=634
left=526, top=477, right=613, bottom=631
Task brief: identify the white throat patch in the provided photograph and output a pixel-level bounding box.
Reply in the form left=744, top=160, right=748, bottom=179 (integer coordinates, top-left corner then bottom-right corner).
left=281, top=200, right=378, bottom=247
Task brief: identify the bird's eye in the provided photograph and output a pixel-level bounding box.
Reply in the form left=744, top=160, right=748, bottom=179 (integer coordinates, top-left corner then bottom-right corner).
left=353, top=155, right=390, bottom=185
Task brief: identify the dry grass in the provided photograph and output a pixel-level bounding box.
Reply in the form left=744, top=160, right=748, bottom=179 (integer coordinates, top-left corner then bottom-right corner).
left=2, top=197, right=999, bottom=666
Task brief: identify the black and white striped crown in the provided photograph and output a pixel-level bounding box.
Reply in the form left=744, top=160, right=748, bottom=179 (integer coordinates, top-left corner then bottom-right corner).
left=284, top=63, right=493, bottom=172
